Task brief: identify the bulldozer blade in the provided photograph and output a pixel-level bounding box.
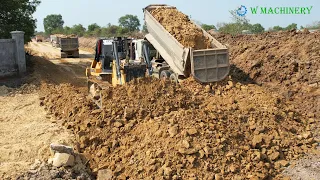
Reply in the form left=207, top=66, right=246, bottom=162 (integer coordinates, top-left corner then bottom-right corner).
left=87, top=76, right=112, bottom=109
left=87, top=78, right=103, bottom=109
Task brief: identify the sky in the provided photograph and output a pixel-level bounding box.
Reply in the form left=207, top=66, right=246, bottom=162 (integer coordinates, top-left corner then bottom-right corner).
left=33, top=0, right=320, bottom=32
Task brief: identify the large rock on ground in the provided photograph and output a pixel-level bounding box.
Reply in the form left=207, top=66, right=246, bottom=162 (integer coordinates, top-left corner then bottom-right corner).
left=97, top=169, right=113, bottom=180
left=52, top=153, right=75, bottom=167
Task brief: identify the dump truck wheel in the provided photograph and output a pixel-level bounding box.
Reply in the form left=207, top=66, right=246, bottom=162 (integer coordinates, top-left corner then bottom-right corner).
left=170, top=73, right=178, bottom=83
left=160, top=70, right=171, bottom=80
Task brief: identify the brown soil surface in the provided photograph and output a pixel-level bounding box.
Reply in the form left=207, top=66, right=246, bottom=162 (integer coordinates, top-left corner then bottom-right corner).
left=39, top=75, right=319, bottom=179
left=150, top=7, right=211, bottom=49
left=79, top=37, right=97, bottom=54
left=0, top=41, right=97, bottom=179
left=25, top=41, right=92, bottom=87
left=213, top=31, right=320, bottom=122
left=0, top=89, right=75, bottom=179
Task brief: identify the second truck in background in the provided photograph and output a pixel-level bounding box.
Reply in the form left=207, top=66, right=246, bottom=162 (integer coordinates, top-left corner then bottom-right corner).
left=50, top=34, right=80, bottom=58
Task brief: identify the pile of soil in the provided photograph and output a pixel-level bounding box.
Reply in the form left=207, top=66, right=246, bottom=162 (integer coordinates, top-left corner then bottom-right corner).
left=79, top=37, right=97, bottom=54
left=214, top=31, right=320, bottom=85
left=150, top=7, right=211, bottom=49
left=213, top=30, right=320, bottom=118
left=38, top=77, right=318, bottom=179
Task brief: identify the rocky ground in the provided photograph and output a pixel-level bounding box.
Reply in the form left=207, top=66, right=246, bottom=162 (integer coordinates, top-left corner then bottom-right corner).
left=213, top=31, right=320, bottom=119
left=16, top=144, right=93, bottom=180
left=38, top=76, right=319, bottom=179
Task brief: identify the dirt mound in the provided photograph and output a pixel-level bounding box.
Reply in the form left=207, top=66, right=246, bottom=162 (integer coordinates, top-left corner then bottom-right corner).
left=213, top=31, right=320, bottom=118
left=213, top=31, right=320, bottom=86
left=150, top=7, right=211, bottom=49
left=39, top=77, right=318, bottom=179
left=79, top=37, right=97, bottom=54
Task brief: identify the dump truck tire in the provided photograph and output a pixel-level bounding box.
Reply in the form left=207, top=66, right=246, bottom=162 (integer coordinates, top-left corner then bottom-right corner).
left=160, top=70, right=171, bottom=80
left=170, top=73, right=178, bottom=83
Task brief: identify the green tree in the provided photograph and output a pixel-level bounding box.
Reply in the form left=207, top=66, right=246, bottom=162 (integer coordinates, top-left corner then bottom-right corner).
left=100, top=24, right=121, bottom=37
left=285, top=23, right=297, bottom=30
left=118, top=14, right=140, bottom=32
left=218, top=23, right=244, bottom=35
left=272, top=26, right=284, bottom=31
left=142, top=22, right=148, bottom=33
left=218, top=8, right=251, bottom=35
left=250, top=23, right=265, bottom=34
left=100, top=27, right=108, bottom=37
left=88, top=23, right=100, bottom=32
left=63, top=26, right=71, bottom=35
left=201, top=24, right=216, bottom=31
left=0, top=0, right=40, bottom=43
left=70, top=24, right=86, bottom=36
left=91, top=28, right=101, bottom=37
left=44, top=14, right=64, bottom=35
left=108, top=25, right=120, bottom=36
left=117, top=27, right=129, bottom=36
left=51, top=28, right=63, bottom=34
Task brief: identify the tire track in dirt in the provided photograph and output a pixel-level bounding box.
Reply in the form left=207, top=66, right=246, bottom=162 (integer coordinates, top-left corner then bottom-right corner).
left=26, top=42, right=93, bottom=87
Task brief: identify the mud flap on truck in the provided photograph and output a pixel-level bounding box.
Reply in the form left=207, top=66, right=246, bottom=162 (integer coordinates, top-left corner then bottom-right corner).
left=190, top=48, right=229, bottom=83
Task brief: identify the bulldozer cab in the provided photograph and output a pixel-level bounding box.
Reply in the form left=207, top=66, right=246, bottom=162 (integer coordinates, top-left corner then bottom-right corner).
left=94, top=37, right=133, bottom=72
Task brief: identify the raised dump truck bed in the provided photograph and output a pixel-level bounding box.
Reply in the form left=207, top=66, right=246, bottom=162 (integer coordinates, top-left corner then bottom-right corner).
left=143, top=4, right=229, bottom=83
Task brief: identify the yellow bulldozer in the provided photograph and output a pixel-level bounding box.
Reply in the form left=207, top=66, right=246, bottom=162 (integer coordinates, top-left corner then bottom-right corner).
left=85, top=37, right=149, bottom=108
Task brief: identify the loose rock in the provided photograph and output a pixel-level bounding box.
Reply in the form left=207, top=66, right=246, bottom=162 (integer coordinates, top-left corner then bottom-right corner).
left=52, top=153, right=75, bottom=167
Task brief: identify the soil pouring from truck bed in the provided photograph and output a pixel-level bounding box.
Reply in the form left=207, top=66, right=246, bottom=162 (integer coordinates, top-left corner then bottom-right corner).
left=150, top=7, right=211, bottom=50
